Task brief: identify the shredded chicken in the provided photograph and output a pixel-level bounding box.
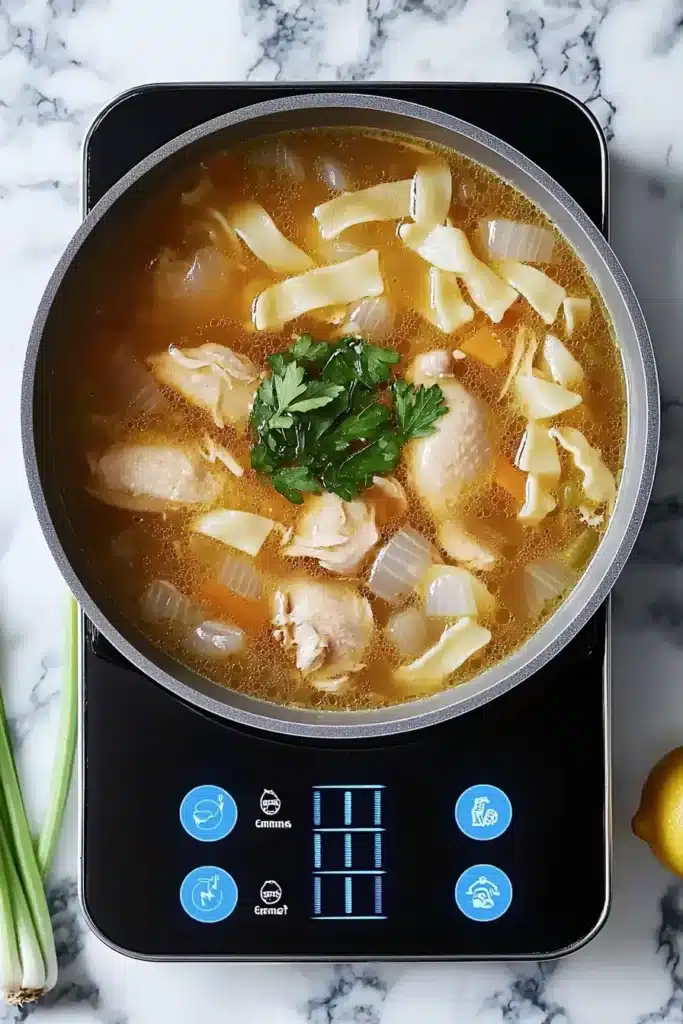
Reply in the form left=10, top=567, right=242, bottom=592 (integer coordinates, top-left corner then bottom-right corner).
left=283, top=492, right=378, bottom=575
left=437, top=519, right=501, bottom=572
left=365, top=475, right=408, bottom=526
left=148, top=343, right=262, bottom=429
left=271, top=580, right=373, bottom=681
left=199, top=434, right=244, bottom=477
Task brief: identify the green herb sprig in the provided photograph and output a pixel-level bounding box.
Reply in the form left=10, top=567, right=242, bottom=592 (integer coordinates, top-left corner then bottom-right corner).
left=250, top=334, right=448, bottom=503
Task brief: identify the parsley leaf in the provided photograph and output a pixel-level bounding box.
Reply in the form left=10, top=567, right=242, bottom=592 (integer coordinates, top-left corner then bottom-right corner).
left=319, top=402, right=391, bottom=455
left=287, top=379, right=344, bottom=414
left=271, top=465, right=321, bottom=504
left=289, top=334, right=334, bottom=370
left=321, top=434, right=402, bottom=500
left=392, top=379, right=449, bottom=440
left=255, top=360, right=342, bottom=430
left=250, top=443, right=278, bottom=474
left=322, top=338, right=400, bottom=390
left=363, top=342, right=401, bottom=385
left=267, top=335, right=334, bottom=375
left=266, top=352, right=290, bottom=376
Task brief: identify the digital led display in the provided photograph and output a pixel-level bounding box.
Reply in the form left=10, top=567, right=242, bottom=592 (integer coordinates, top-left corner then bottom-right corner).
left=311, top=785, right=386, bottom=920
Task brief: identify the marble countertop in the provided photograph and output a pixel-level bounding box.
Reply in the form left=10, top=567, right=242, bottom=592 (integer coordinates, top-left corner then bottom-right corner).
left=1, top=0, right=682, bottom=1019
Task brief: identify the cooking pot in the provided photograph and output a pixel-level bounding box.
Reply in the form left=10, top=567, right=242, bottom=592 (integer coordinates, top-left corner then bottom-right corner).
left=21, top=92, right=659, bottom=739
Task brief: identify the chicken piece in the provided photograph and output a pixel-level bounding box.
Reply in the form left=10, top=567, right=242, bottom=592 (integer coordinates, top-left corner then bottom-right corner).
left=148, top=343, right=261, bottom=429
left=438, top=519, right=501, bottom=572
left=365, top=475, right=408, bottom=527
left=283, top=492, right=378, bottom=575
left=405, top=350, right=495, bottom=515
left=271, top=580, right=373, bottom=681
left=89, top=442, right=224, bottom=512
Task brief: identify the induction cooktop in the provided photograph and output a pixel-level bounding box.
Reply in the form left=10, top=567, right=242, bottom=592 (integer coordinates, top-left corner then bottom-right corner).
left=80, top=83, right=610, bottom=962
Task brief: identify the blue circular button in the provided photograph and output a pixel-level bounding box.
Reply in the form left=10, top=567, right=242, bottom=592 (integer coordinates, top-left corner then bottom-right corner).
left=180, top=785, right=237, bottom=842
left=455, top=784, right=512, bottom=841
left=180, top=866, right=238, bottom=923
left=455, top=864, right=512, bottom=922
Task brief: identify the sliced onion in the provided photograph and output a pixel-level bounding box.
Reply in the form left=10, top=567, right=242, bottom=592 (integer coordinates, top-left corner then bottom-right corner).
left=246, top=140, right=305, bottom=183
left=160, top=247, right=233, bottom=297
left=193, top=508, right=275, bottom=557
left=385, top=606, right=429, bottom=659
left=412, top=349, right=453, bottom=380
left=515, top=423, right=561, bottom=478
left=110, top=346, right=167, bottom=416
left=189, top=619, right=245, bottom=658
left=420, top=564, right=496, bottom=618
left=522, top=558, right=576, bottom=618
left=515, top=375, right=581, bottom=420
left=478, top=219, right=556, bottom=264
left=368, top=527, right=437, bottom=603
left=316, top=156, right=352, bottom=193
left=339, top=296, right=397, bottom=341
left=217, top=552, right=264, bottom=601
left=422, top=566, right=476, bottom=617
left=141, top=580, right=201, bottom=628
left=518, top=475, right=557, bottom=525
left=393, top=618, right=491, bottom=691
left=563, top=296, right=591, bottom=336
left=542, top=333, right=584, bottom=388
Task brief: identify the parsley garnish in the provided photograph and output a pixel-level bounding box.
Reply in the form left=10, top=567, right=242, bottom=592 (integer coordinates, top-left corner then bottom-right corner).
left=266, top=362, right=343, bottom=430
left=249, top=335, right=447, bottom=502
left=392, top=379, right=450, bottom=439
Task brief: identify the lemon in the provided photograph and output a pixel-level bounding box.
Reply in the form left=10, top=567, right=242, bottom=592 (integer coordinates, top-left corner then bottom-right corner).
left=633, top=746, right=683, bottom=875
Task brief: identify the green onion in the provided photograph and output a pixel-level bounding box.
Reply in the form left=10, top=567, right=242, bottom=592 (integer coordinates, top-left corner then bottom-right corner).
left=37, top=597, right=78, bottom=879
left=0, top=595, right=78, bottom=1005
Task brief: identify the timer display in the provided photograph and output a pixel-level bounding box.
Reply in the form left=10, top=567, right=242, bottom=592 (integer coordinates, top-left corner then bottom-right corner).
left=311, top=785, right=386, bottom=921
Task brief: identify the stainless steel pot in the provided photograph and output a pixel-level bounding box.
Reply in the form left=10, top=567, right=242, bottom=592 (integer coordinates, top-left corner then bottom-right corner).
left=22, top=92, right=659, bottom=739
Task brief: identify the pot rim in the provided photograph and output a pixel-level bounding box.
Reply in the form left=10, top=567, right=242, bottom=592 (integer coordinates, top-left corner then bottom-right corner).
left=22, top=91, right=659, bottom=739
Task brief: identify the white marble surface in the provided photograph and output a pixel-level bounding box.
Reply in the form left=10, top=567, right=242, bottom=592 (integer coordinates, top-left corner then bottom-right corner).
left=1, top=0, right=682, bottom=1019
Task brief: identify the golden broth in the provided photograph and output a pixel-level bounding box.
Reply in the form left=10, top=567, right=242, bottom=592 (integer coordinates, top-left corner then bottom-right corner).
left=58, top=127, right=626, bottom=710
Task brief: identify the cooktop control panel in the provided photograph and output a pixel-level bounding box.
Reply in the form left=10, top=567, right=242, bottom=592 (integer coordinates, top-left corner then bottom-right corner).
left=83, top=603, right=608, bottom=960
left=81, top=82, right=610, bottom=961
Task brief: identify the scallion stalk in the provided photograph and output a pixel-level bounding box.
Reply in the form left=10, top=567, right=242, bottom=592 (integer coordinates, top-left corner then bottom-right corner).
left=0, top=814, right=44, bottom=1002
left=0, top=593, right=79, bottom=1005
left=37, top=598, right=78, bottom=879
left=0, top=688, right=57, bottom=992
left=0, top=819, right=21, bottom=1001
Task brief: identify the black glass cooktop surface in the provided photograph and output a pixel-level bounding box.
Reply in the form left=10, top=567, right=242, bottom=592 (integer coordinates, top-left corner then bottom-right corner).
left=81, top=83, right=610, bottom=962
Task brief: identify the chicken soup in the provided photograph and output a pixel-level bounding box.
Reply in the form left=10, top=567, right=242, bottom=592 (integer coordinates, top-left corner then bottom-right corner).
left=58, top=128, right=626, bottom=710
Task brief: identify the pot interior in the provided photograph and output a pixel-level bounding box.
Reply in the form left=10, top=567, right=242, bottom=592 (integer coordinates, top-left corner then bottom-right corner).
left=23, top=93, right=658, bottom=738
